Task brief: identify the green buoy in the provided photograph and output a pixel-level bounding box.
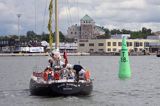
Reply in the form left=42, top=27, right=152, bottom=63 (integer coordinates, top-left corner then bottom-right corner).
left=118, top=37, right=131, bottom=79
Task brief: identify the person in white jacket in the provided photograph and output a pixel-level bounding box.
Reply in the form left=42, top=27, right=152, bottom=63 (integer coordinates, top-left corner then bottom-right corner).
left=48, top=50, right=73, bottom=72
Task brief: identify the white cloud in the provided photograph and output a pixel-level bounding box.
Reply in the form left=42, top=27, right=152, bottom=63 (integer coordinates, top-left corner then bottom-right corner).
left=0, top=0, right=160, bottom=35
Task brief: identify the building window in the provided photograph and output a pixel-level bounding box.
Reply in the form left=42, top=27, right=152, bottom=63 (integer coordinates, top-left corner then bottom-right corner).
left=98, top=43, right=104, bottom=46
left=79, top=44, right=85, bottom=46
left=89, top=49, right=94, bottom=52
left=130, top=42, right=132, bottom=46
left=108, top=48, right=111, bottom=51
left=113, top=42, right=116, bottom=46
left=89, top=43, right=94, bottom=46
left=99, top=49, right=104, bottom=52
left=71, top=32, right=73, bottom=34
left=140, top=42, right=143, bottom=46
left=108, top=42, right=111, bottom=46
left=127, top=42, right=129, bottom=46
left=113, top=48, right=117, bottom=51
left=134, top=42, right=139, bottom=47
left=127, top=42, right=132, bottom=46
left=144, top=42, right=149, bottom=47
left=118, top=42, right=121, bottom=46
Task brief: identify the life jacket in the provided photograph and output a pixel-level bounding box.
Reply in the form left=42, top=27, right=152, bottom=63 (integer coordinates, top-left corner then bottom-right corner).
left=43, top=68, right=53, bottom=81
left=84, top=70, right=90, bottom=80
left=54, top=71, right=60, bottom=80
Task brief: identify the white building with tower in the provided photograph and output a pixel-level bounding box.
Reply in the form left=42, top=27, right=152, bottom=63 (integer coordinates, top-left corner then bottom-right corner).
left=67, top=14, right=105, bottom=39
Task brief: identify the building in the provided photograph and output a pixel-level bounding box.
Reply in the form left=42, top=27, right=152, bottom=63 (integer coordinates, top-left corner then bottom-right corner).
left=78, top=39, right=159, bottom=53
left=154, top=31, right=160, bottom=35
left=147, top=35, right=160, bottom=39
left=67, top=24, right=80, bottom=39
left=46, top=42, right=78, bottom=53
left=147, top=35, right=160, bottom=52
left=67, top=14, right=105, bottom=39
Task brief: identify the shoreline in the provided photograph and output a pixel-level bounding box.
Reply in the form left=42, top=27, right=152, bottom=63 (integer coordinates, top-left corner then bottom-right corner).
left=0, top=52, right=90, bottom=57
left=0, top=52, right=156, bottom=57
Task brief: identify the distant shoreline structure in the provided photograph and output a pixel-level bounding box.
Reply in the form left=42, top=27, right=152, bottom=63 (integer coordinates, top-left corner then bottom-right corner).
left=0, top=52, right=90, bottom=57
left=0, top=52, right=157, bottom=57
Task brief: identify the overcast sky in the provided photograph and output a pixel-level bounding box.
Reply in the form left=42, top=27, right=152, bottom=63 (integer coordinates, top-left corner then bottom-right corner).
left=0, top=0, right=160, bottom=35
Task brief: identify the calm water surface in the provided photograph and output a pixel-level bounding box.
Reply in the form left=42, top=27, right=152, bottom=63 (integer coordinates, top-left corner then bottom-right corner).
left=0, top=56, right=160, bottom=106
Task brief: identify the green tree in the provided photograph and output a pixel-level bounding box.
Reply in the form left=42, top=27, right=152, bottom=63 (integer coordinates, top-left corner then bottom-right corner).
left=26, top=31, right=37, bottom=40
left=110, top=29, right=121, bottom=35
left=121, top=29, right=131, bottom=34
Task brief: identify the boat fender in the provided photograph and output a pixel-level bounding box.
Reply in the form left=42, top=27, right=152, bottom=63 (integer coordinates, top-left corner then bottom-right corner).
left=33, top=72, right=43, bottom=77
left=85, top=70, right=90, bottom=80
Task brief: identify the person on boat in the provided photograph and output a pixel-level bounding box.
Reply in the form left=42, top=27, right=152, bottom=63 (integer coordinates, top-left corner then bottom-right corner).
left=48, top=50, right=73, bottom=79
left=48, top=50, right=63, bottom=70
left=73, top=65, right=86, bottom=81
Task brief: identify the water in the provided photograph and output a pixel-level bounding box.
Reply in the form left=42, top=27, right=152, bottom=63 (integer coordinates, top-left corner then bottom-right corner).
left=0, top=56, right=160, bottom=106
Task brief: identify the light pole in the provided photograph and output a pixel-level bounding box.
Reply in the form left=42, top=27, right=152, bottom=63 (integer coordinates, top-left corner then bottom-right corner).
left=17, top=14, right=21, bottom=40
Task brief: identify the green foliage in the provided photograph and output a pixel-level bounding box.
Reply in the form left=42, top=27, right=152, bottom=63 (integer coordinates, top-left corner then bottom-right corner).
left=101, top=27, right=154, bottom=39
left=0, top=27, right=155, bottom=42
left=130, top=27, right=152, bottom=39
left=26, top=31, right=66, bottom=42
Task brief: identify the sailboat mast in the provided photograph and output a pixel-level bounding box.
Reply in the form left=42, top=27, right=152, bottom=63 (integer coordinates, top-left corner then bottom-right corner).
left=55, top=0, right=59, bottom=51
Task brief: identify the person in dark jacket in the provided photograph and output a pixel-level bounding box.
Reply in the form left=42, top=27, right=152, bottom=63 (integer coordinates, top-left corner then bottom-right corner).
left=73, top=65, right=84, bottom=81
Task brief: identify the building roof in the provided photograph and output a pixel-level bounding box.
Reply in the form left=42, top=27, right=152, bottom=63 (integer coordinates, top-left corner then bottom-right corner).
left=154, top=31, right=160, bottom=35
left=95, top=26, right=105, bottom=32
left=80, top=14, right=94, bottom=21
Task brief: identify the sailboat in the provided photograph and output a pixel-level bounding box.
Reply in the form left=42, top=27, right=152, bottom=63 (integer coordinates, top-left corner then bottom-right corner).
left=29, top=0, right=93, bottom=96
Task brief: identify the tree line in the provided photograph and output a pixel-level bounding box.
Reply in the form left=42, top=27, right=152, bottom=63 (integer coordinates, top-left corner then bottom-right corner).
left=0, top=31, right=74, bottom=43
left=100, top=27, right=154, bottom=39
left=0, top=27, right=155, bottom=42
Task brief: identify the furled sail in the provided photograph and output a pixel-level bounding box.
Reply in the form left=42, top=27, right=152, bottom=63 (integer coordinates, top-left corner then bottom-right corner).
left=48, top=0, right=53, bottom=50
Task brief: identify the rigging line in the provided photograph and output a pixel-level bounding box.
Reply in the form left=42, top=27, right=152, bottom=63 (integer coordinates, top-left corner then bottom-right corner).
left=55, top=0, right=68, bottom=33
left=73, top=0, right=78, bottom=24
left=66, top=0, right=73, bottom=27
left=76, top=0, right=80, bottom=25
left=42, top=0, right=49, bottom=33
left=34, top=0, right=37, bottom=34
left=55, top=0, right=62, bottom=33
left=59, top=0, right=68, bottom=33
left=64, top=0, right=71, bottom=30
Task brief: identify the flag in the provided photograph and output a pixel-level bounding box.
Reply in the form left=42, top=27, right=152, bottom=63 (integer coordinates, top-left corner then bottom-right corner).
left=63, top=50, right=68, bottom=67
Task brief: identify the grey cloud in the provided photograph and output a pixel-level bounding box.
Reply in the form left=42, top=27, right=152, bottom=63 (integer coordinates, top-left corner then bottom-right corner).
left=145, top=0, right=160, bottom=5
left=0, top=0, right=160, bottom=35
